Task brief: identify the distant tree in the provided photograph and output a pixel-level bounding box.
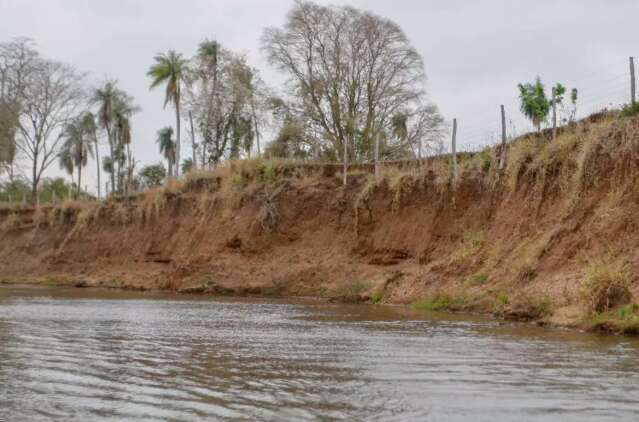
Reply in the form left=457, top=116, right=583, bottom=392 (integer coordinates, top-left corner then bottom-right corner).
left=0, top=38, right=38, bottom=181
left=147, top=51, right=189, bottom=177
left=0, top=99, right=18, bottom=178
left=180, top=158, right=193, bottom=175
left=156, top=126, right=176, bottom=178
left=138, top=163, right=166, bottom=188
left=568, top=88, right=578, bottom=123
left=264, top=119, right=310, bottom=159
left=185, top=41, right=269, bottom=167
left=518, top=77, right=550, bottom=132
left=112, top=93, right=138, bottom=194
left=262, top=1, right=444, bottom=163
left=13, top=59, right=86, bottom=200
left=102, top=156, right=114, bottom=195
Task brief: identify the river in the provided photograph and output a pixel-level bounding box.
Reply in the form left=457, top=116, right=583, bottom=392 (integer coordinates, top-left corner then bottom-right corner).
left=0, top=286, right=638, bottom=421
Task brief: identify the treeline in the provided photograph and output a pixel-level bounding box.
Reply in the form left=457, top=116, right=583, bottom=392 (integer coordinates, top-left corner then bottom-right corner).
left=0, top=1, right=451, bottom=201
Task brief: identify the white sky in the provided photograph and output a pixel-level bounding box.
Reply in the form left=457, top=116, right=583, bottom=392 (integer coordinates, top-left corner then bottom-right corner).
left=1, top=0, right=638, bottom=193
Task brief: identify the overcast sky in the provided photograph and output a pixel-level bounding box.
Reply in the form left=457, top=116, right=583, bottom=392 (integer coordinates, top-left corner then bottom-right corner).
left=1, top=0, right=638, bottom=192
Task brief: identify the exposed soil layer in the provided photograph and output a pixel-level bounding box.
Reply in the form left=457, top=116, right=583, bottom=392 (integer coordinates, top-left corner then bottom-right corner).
left=2, top=113, right=639, bottom=331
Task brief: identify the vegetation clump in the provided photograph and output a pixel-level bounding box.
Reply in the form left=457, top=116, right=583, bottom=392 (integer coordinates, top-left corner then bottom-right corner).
left=411, top=291, right=470, bottom=312
left=586, top=304, right=639, bottom=335
left=580, top=260, right=631, bottom=314
left=493, top=293, right=553, bottom=321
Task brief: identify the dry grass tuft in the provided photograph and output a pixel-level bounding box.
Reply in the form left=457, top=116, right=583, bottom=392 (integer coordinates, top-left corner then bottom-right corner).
left=448, top=229, right=485, bottom=267
left=581, top=259, right=631, bottom=314
left=0, top=213, right=20, bottom=231
left=388, top=170, right=420, bottom=213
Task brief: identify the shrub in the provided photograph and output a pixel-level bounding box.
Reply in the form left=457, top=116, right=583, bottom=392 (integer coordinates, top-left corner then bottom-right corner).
left=581, top=260, right=631, bottom=313
left=620, top=102, right=639, bottom=117
left=371, top=292, right=383, bottom=304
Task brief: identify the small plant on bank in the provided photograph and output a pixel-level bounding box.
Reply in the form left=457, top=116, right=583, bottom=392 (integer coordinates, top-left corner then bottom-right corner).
left=371, top=292, right=383, bottom=304
left=468, top=272, right=490, bottom=286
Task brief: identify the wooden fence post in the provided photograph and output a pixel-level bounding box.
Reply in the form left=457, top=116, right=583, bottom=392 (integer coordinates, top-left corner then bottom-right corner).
left=451, top=118, right=457, bottom=182
left=374, top=131, right=380, bottom=181
left=552, top=87, right=557, bottom=140
left=343, top=137, right=348, bottom=186
left=499, top=105, right=507, bottom=170
left=630, top=56, right=636, bottom=106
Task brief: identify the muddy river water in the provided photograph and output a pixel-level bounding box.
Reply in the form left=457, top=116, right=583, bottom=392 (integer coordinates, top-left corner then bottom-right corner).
left=0, top=286, right=638, bottom=421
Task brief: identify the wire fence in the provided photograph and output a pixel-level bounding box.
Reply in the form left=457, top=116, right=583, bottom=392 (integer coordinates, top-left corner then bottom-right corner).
left=447, top=55, right=637, bottom=154
left=2, top=55, right=639, bottom=207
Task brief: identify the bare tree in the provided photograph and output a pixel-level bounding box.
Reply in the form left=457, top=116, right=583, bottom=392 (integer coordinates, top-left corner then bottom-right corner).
left=262, top=1, right=444, bottom=165
left=0, top=38, right=39, bottom=181
left=13, top=59, right=86, bottom=200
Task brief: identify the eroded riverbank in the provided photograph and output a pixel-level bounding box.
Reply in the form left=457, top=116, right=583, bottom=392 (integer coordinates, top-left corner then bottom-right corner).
left=2, top=113, right=639, bottom=334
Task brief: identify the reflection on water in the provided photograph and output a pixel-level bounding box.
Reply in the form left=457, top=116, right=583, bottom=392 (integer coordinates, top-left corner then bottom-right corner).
left=1, top=286, right=638, bottom=421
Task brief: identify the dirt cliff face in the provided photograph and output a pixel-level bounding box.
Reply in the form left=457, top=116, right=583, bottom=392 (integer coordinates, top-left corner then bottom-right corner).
left=1, top=113, right=639, bottom=331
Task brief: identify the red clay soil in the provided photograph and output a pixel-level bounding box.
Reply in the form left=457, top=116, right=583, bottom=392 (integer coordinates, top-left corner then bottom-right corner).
left=1, top=113, right=639, bottom=329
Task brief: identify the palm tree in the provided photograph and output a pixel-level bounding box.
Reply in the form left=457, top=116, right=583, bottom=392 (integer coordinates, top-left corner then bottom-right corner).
left=60, top=118, right=94, bottom=198
left=80, top=112, right=99, bottom=198
left=156, top=126, right=176, bottom=179
left=112, top=94, right=138, bottom=194
left=58, top=143, right=74, bottom=189
left=91, top=81, right=119, bottom=192
left=518, top=77, right=550, bottom=132
left=147, top=51, right=189, bottom=177
left=196, top=40, right=220, bottom=166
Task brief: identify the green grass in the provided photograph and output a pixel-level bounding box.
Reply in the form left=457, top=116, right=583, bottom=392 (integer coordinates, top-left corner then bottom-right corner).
left=371, top=292, right=383, bottom=304
left=467, top=272, right=490, bottom=286
left=586, top=304, right=639, bottom=335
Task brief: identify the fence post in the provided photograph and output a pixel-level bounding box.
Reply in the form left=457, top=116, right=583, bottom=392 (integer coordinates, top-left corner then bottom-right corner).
left=451, top=118, right=457, bottom=182
left=67, top=185, right=71, bottom=201
left=52, top=190, right=56, bottom=204
left=552, top=86, right=557, bottom=140
left=8, top=193, right=12, bottom=204
left=22, top=192, right=25, bottom=204
left=499, top=105, right=507, bottom=170
left=374, top=131, right=380, bottom=181
left=630, top=56, right=636, bottom=106
left=343, top=137, right=348, bottom=186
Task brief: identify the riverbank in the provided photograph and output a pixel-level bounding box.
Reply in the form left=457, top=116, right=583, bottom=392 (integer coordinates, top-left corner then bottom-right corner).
left=1, top=112, right=639, bottom=334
